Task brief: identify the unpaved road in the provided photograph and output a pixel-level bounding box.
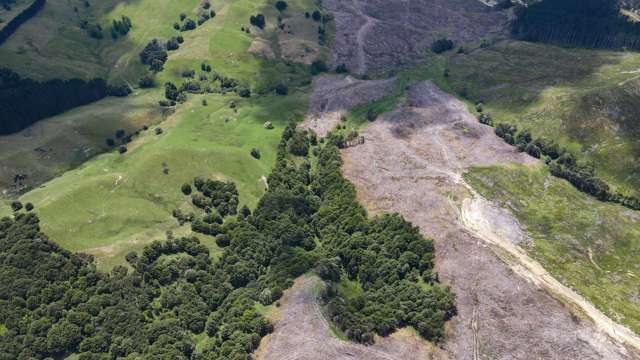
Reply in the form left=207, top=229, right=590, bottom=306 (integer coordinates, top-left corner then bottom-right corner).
left=324, top=0, right=506, bottom=74
left=339, top=81, right=639, bottom=359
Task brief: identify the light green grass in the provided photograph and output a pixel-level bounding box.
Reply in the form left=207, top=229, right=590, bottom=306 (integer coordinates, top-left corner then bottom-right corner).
left=0, top=89, right=166, bottom=194
left=444, top=40, right=640, bottom=197
left=0, top=0, right=200, bottom=83
left=0, top=0, right=321, bottom=86
left=0, top=0, right=327, bottom=271
left=465, top=165, right=640, bottom=334
left=7, top=91, right=306, bottom=270
left=0, top=0, right=320, bottom=196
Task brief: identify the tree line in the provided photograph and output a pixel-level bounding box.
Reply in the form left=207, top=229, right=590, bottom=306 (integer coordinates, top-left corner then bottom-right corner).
left=512, top=0, right=640, bottom=50
left=0, top=0, right=45, bottom=46
left=479, top=111, right=640, bottom=210
left=0, top=67, right=109, bottom=135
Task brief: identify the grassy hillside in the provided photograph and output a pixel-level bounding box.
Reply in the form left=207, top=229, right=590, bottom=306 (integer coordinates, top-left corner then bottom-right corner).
left=0, top=0, right=196, bottom=82
left=0, top=89, right=167, bottom=194
left=0, top=0, right=326, bottom=269
left=0, top=0, right=323, bottom=84
left=1, top=91, right=306, bottom=270
left=466, top=165, right=640, bottom=334
left=0, top=0, right=322, bottom=196
left=444, top=40, right=640, bottom=198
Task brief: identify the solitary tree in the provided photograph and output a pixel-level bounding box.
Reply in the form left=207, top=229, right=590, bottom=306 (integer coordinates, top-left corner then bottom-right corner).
left=10, top=201, right=22, bottom=212
left=275, top=1, right=288, bottom=11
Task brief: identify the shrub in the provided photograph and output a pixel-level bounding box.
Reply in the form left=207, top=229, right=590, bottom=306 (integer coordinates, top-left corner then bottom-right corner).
left=165, top=82, right=179, bottom=101
left=431, top=38, right=454, bottom=53
left=24, top=202, right=34, bottom=212
left=250, top=14, right=266, bottom=29
left=139, top=73, right=155, bottom=88
left=181, top=19, right=196, bottom=31
left=215, top=234, right=230, bottom=247
left=525, top=143, right=541, bottom=158
left=335, top=64, right=349, bottom=73
left=181, top=183, right=192, bottom=195
left=275, top=83, right=288, bottom=95
left=106, top=138, right=115, bottom=147
left=478, top=113, right=493, bottom=126
left=166, top=38, right=179, bottom=51
left=311, top=10, right=321, bottom=22
left=310, top=60, right=328, bottom=75
left=139, top=39, right=167, bottom=66
left=366, top=109, right=378, bottom=122
left=237, top=87, right=251, bottom=98
left=250, top=148, right=261, bottom=159
left=275, top=1, right=288, bottom=11
left=10, top=201, right=22, bottom=212
left=118, top=146, right=127, bottom=154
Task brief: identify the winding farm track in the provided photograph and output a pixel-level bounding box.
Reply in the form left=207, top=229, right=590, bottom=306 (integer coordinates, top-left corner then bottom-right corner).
left=324, top=0, right=506, bottom=74
left=340, top=81, right=640, bottom=359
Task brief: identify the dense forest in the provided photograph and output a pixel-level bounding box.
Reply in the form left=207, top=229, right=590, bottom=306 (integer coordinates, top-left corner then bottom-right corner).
left=0, top=68, right=109, bottom=135
left=0, top=0, right=45, bottom=45
left=0, top=125, right=455, bottom=359
left=512, top=0, right=640, bottom=50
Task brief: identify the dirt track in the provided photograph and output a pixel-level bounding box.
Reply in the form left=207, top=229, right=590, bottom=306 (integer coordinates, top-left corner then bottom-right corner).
left=339, top=81, right=639, bottom=359
left=324, top=0, right=506, bottom=74
left=256, top=0, right=640, bottom=357
left=301, top=75, right=396, bottom=137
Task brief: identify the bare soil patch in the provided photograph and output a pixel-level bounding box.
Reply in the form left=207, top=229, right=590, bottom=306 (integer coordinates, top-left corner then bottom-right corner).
left=340, top=81, right=639, bottom=359
left=323, top=0, right=507, bottom=75
left=255, top=275, right=443, bottom=360
left=301, top=75, right=396, bottom=137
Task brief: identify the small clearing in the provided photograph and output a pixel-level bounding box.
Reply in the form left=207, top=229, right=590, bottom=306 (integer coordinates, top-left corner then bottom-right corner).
left=255, top=275, right=442, bottom=360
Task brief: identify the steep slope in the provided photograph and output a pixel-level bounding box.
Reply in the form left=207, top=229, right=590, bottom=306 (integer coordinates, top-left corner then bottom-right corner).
left=445, top=40, right=640, bottom=198
left=339, top=81, right=638, bottom=359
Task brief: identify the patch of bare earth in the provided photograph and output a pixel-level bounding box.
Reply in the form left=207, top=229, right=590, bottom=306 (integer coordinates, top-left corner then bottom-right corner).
left=324, top=0, right=507, bottom=75
left=340, top=81, right=639, bottom=359
left=301, top=75, right=396, bottom=137
left=248, top=38, right=277, bottom=60
left=255, top=275, right=443, bottom=360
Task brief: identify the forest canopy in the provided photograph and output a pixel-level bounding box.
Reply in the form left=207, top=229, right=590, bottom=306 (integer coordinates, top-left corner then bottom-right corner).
left=0, top=68, right=108, bottom=135
left=0, top=125, right=455, bottom=359
left=512, top=0, right=640, bottom=50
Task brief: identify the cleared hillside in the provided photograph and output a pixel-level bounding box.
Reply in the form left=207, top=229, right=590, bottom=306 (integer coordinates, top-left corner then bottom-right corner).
left=444, top=40, right=640, bottom=198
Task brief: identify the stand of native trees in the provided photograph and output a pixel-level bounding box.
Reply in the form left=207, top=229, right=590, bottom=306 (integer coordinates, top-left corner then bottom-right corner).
left=0, top=124, right=455, bottom=359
